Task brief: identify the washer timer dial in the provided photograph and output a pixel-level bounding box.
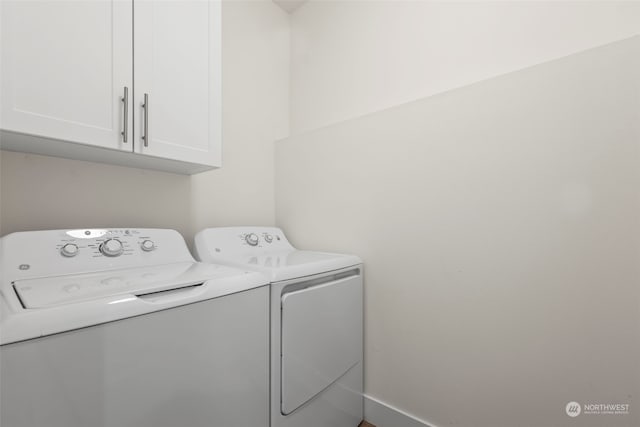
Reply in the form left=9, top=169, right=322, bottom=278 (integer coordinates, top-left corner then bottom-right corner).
left=100, top=239, right=124, bottom=257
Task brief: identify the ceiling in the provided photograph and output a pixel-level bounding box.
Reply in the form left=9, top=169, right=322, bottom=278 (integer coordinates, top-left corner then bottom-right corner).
left=272, top=0, right=308, bottom=14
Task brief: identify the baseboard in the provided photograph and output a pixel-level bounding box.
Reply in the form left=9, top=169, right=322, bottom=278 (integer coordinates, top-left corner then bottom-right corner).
left=363, top=395, right=436, bottom=427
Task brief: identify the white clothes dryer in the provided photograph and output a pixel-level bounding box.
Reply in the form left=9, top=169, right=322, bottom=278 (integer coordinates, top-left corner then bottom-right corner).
left=194, top=226, right=363, bottom=427
left=0, top=228, right=270, bottom=427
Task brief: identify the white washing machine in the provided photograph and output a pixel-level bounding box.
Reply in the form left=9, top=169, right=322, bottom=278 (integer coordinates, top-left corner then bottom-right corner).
left=194, top=227, right=363, bottom=427
left=0, top=228, right=270, bottom=427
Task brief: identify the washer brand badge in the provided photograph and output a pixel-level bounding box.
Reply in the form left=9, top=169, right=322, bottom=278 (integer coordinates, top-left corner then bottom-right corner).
left=18, top=264, right=30, bottom=270
left=566, top=402, right=581, bottom=417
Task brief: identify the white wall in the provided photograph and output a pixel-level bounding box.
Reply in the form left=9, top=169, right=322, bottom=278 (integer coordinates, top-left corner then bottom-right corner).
left=191, top=0, right=290, bottom=232
left=0, top=0, right=290, bottom=244
left=0, top=150, right=193, bottom=236
left=277, top=35, right=640, bottom=427
left=290, top=0, right=640, bottom=134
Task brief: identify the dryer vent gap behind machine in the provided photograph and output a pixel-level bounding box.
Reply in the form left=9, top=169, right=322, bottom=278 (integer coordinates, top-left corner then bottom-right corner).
left=194, top=227, right=364, bottom=427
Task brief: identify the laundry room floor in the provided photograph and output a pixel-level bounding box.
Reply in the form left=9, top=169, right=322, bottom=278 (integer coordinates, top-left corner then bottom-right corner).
left=360, top=421, right=376, bottom=427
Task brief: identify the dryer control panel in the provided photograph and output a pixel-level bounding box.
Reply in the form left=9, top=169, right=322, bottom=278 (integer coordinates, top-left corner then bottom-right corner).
left=241, top=229, right=287, bottom=249
left=194, top=227, right=300, bottom=266
left=196, top=227, right=294, bottom=255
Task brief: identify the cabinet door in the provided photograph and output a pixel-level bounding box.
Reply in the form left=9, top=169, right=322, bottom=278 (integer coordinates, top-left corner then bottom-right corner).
left=0, top=1, right=133, bottom=150
left=133, top=0, right=221, bottom=167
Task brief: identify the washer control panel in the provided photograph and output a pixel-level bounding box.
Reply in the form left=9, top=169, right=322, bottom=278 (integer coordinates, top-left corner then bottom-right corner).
left=55, top=229, right=159, bottom=259
left=2, top=228, right=193, bottom=280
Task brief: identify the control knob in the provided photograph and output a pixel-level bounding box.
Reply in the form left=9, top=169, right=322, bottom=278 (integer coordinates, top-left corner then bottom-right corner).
left=100, top=239, right=124, bottom=257
left=264, top=234, right=273, bottom=243
left=245, top=233, right=259, bottom=246
left=60, top=243, right=79, bottom=257
left=140, top=240, right=155, bottom=252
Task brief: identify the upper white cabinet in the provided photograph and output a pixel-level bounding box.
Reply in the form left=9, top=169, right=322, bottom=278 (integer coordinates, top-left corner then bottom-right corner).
left=1, top=1, right=133, bottom=150
left=134, top=1, right=221, bottom=166
left=0, top=0, right=221, bottom=174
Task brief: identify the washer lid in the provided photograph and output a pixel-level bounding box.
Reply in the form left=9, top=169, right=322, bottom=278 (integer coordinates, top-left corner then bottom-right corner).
left=13, top=262, right=220, bottom=309
left=2, top=262, right=268, bottom=345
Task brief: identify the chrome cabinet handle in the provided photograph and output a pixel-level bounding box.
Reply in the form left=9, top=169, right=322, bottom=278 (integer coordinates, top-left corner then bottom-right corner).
left=121, top=87, right=128, bottom=143
left=141, top=93, right=149, bottom=147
